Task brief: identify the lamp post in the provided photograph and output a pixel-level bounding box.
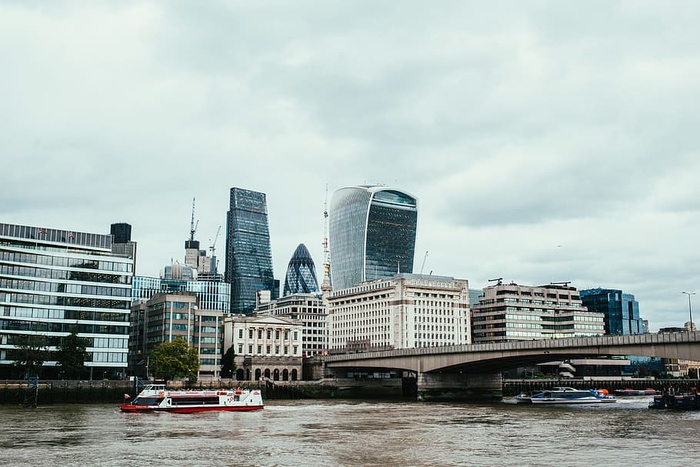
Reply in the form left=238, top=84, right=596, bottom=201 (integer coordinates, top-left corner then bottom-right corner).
left=682, top=291, right=695, bottom=331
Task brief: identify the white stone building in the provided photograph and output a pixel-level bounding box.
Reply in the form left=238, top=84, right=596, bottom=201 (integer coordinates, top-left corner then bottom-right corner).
left=327, top=273, right=471, bottom=352
left=223, top=315, right=303, bottom=381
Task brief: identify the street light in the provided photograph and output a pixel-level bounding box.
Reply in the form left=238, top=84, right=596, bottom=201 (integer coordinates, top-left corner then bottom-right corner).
left=682, top=291, right=695, bottom=331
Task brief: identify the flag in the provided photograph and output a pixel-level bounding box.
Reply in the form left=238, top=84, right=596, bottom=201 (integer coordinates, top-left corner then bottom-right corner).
left=68, top=232, right=74, bottom=238
left=37, top=228, right=46, bottom=234
left=124, top=393, right=131, bottom=399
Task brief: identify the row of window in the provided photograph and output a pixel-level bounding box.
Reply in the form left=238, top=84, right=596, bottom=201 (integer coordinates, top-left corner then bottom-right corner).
left=3, top=291, right=129, bottom=311
left=0, top=264, right=130, bottom=284
left=0, top=319, right=128, bottom=335
left=0, top=250, right=131, bottom=273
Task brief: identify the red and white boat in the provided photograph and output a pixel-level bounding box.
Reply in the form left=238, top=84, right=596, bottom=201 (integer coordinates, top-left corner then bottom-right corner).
left=120, top=384, right=264, bottom=413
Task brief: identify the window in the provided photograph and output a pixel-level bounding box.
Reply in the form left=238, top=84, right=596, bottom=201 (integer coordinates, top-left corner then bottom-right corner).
left=238, top=329, right=243, bottom=339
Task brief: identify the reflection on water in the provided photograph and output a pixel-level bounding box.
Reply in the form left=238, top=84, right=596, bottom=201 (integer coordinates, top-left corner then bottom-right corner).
left=1, top=398, right=699, bottom=467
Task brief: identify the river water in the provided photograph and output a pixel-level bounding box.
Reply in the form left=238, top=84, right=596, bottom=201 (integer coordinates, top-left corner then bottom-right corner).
left=1, top=397, right=697, bottom=467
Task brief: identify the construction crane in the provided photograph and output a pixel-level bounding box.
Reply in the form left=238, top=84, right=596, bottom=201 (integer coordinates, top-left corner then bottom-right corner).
left=189, top=197, right=199, bottom=242
left=321, top=184, right=332, bottom=289
left=209, top=226, right=221, bottom=256
left=208, top=226, right=222, bottom=275
left=419, top=251, right=428, bottom=274
left=488, top=277, right=503, bottom=286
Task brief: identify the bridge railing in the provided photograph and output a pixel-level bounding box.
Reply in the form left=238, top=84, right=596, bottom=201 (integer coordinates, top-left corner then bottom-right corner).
left=325, top=331, right=700, bottom=361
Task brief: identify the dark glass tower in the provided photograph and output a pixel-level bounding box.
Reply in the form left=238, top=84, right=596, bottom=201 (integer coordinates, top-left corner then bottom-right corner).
left=283, top=244, right=320, bottom=296
left=329, top=186, right=418, bottom=290
left=224, top=188, right=275, bottom=314
left=579, top=288, right=644, bottom=335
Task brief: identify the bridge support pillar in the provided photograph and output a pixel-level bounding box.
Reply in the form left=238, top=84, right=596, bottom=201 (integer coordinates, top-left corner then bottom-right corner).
left=417, top=372, right=502, bottom=402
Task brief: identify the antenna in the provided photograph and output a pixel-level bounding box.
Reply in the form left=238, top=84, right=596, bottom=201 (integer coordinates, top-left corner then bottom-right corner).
left=189, top=197, right=199, bottom=242
left=550, top=281, right=571, bottom=287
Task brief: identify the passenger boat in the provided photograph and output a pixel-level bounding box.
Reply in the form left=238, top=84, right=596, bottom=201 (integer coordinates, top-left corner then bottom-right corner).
left=120, top=384, right=264, bottom=413
left=529, top=387, right=616, bottom=405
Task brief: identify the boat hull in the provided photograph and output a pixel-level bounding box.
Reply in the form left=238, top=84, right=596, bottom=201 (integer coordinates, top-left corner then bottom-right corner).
left=120, top=404, right=264, bottom=413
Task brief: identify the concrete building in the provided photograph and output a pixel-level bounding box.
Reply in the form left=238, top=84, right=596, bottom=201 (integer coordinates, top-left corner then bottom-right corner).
left=223, top=314, right=302, bottom=381
left=129, top=292, right=225, bottom=380
left=327, top=273, right=471, bottom=352
left=579, top=288, right=645, bottom=335
left=256, top=293, right=327, bottom=357
left=471, top=282, right=605, bottom=343
left=0, top=222, right=134, bottom=379
left=329, top=186, right=418, bottom=290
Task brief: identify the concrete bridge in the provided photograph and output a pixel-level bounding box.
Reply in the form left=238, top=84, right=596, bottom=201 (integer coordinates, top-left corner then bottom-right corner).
left=323, top=332, right=700, bottom=401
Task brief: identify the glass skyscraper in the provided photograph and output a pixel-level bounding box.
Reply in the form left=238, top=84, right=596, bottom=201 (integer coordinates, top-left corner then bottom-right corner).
left=329, top=186, right=418, bottom=290
left=283, top=243, right=319, bottom=296
left=0, top=222, right=133, bottom=379
left=224, top=188, right=275, bottom=314
left=580, top=288, right=645, bottom=335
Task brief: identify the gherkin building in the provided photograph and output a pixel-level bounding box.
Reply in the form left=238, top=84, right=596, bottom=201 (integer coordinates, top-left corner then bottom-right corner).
left=283, top=243, right=320, bottom=296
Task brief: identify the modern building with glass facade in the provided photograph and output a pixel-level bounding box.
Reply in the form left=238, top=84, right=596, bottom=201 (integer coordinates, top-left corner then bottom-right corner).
left=471, top=282, right=605, bottom=343
left=329, top=186, right=418, bottom=291
left=224, top=187, right=276, bottom=314
left=132, top=272, right=230, bottom=313
left=283, top=244, right=319, bottom=296
left=0, top=222, right=133, bottom=379
left=579, top=288, right=645, bottom=335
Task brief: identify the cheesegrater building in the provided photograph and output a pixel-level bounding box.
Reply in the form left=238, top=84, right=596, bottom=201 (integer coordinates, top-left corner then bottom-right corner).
left=0, top=222, right=134, bottom=379
left=329, top=186, right=418, bottom=291
left=224, top=188, right=276, bottom=314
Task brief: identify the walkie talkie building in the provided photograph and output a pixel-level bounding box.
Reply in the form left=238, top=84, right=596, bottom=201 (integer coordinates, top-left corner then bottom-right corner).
left=328, top=186, right=418, bottom=291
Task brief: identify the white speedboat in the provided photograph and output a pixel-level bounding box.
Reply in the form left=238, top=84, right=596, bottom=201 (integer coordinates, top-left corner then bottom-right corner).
left=529, top=387, right=616, bottom=405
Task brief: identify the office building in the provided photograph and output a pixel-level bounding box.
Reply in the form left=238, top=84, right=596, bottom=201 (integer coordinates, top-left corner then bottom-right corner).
left=283, top=244, right=319, bottom=296
left=579, top=288, right=645, bottom=335
left=0, top=222, right=133, bottom=379
left=256, top=292, right=327, bottom=357
left=110, top=222, right=137, bottom=273
left=129, top=292, right=224, bottom=380
left=224, top=188, right=276, bottom=314
left=471, top=282, right=605, bottom=343
left=327, top=273, right=470, bottom=352
left=223, top=314, right=302, bottom=381
left=328, top=186, right=418, bottom=290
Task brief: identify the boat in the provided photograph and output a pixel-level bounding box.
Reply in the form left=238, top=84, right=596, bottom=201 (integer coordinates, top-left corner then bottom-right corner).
left=119, top=384, right=264, bottom=413
left=529, top=387, right=617, bottom=405
left=614, top=388, right=659, bottom=397
left=513, top=392, right=533, bottom=404
left=649, top=389, right=700, bottom=410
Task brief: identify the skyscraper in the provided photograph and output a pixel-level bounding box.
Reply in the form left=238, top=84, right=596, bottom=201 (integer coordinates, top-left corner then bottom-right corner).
left=0, top=222, right=134, bottom=379
left=579, top=288, right=645, bottom=335
left=283, top=243, right=319, bottom=296
left=224, top=188, right=275, bottom=314
left=329, top=185, right=418, bottom=290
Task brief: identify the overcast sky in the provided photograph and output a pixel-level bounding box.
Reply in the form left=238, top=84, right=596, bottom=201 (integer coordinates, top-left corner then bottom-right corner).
left=3, top=1, right=699, bottom=331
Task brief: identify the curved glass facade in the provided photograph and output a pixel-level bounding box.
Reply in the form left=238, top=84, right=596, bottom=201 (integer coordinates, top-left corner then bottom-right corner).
left=329, top=186, right=418, bottom=290
left=283, top=244, right=319, bottom=296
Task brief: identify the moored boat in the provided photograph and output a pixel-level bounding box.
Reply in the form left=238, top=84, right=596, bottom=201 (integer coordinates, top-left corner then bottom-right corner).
left=649, top=390, right=700, bottom=410
left=120, top=384, right=264, bottom=413
left=614, top=388, right=659, bottom=397
left=529, top=387, right=616, bottom=405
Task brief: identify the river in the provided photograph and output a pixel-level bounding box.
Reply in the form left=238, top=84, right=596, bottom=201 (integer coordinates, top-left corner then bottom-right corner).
left=0, top=397, right=697, bottom=466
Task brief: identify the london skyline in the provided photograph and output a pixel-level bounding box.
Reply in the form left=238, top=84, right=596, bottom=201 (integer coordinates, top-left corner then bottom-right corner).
left=2, top=2, right=699, bottom=331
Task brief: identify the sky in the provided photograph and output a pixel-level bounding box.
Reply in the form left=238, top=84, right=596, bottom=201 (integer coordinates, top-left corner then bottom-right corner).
left=2, top=1, right=699, bottom=331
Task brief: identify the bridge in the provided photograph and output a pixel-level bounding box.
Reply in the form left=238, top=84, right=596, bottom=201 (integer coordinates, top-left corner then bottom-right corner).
left=323, top=332, right=700, bottom=401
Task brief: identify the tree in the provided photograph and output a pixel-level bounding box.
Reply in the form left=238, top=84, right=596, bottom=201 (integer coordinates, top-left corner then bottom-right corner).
left=13, top=335, right=49, bottom=379
left=150, top=337, right=199, bottom=384
left=220, top=346, right=237, bottom=379
left=56, top=327, right=89, bottom=379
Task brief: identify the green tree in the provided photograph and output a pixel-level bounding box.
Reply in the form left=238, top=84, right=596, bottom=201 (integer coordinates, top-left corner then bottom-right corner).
left=56, top=327, right=89, bottom=379
left=220, top=346, right=237, bottom=378
left=13, top=335, right=49, bottom=379
left=150, top=337, right=199, bottom=384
